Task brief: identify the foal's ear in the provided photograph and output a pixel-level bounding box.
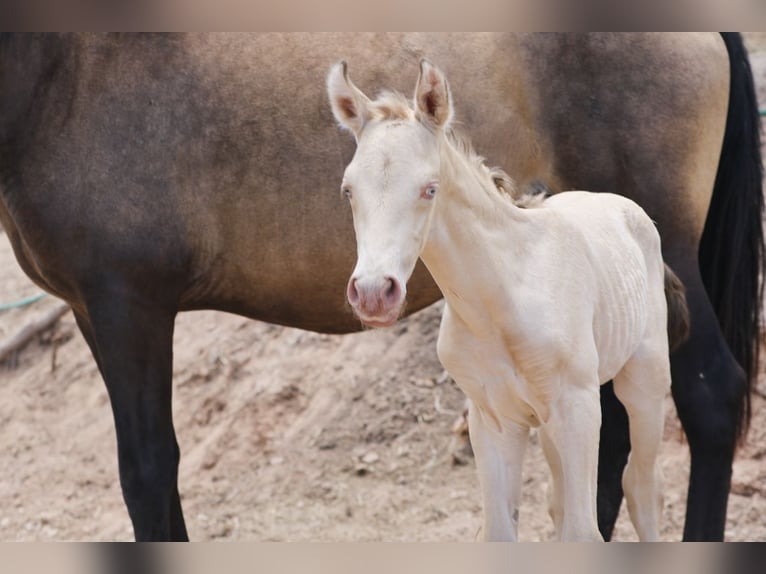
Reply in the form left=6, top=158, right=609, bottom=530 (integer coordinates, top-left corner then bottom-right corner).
left=414, top=59, right=453, bottom=129
left=327, top=61, right=372, bottom=138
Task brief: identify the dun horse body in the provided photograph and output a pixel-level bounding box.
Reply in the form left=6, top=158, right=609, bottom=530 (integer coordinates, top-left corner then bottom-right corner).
left=0, top=34, right=761, bottom=540
left=329, top=60, right=689, bottom=541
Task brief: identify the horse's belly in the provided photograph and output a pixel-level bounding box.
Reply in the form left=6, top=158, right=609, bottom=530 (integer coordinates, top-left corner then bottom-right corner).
left=592, top=264, right=650, bottom=382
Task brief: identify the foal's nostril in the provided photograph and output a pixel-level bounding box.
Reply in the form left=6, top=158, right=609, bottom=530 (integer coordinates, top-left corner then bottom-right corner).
left=383, top=276, right=401, bottom=304
left=347, top=277, right=360, bottom=305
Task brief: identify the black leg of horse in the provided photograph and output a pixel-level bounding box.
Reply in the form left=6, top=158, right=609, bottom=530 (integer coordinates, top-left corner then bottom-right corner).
left=596, top=380, right=631, bottom=540
left=74, top=296, right=188, bottom=541
left=669, top=279, right=745, bottom=541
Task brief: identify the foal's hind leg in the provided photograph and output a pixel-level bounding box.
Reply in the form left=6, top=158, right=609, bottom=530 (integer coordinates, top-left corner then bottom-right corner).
left=613, top=341, right=671, bottom=541
left=74, top=290, right=187, bottom=541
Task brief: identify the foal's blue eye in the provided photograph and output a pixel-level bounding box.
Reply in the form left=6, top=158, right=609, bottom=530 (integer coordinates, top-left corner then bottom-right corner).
left=422, top=184, right=438, bottom=199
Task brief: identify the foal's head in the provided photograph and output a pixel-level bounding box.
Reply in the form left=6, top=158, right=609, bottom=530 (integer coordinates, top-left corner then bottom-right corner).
left=327, top=59, right=453, bottom=327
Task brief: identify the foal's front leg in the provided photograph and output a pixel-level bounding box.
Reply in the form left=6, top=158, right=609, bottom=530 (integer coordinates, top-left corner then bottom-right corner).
left=467, top=402, right=529, bottom=541
left=539, top=427, right=565, bottom=539
left=543, top=383, right=603, bottom=541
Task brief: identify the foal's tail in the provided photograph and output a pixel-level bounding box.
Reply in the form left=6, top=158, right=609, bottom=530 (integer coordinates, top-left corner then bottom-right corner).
left=664, top=264, right=690, bottom=353
left=698, top=33, right=764, bottom=440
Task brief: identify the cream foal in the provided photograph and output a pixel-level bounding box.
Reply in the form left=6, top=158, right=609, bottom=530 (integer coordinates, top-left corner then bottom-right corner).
left=328, top=60, right=685, bottom=541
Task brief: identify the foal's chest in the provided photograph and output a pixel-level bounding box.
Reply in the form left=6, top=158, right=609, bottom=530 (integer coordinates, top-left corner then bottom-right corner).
left=436, top=304, right=561, bottom=427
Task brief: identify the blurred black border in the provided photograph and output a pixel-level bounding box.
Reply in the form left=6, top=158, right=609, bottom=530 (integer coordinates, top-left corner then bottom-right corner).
left=3, top=542, right=766, bottom=574
left=1, top=4, right=765, bottom=573
left=1, top=0, right=764, bottom=31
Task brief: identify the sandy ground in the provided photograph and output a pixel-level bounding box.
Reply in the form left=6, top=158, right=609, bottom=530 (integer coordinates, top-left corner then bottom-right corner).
left=0, top=34, right=765, bottom=542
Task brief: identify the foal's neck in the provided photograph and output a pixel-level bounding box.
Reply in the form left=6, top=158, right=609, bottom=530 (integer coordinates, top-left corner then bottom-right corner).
left=420, top=141, right=538, bottom=331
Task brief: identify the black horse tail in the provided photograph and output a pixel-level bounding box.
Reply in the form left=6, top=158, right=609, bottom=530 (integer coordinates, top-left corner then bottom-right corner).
left=698, top=33, right=764, bottom=441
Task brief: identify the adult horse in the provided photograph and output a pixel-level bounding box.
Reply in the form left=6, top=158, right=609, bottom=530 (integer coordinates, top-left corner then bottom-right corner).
left=0, top=33, right=761, bottom=541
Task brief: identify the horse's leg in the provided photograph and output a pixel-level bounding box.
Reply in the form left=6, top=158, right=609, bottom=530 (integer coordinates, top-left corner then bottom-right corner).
left=467, top=402, right=528, bottom=541
left=543, top=384, right=603, bottom=541
left=668, top=275, right=745, bottom=541
left=74, top=293, right=187, bottom=541
left=596, top=381, right=631, bottom=540
left=538, top=427, right=564, bottom=539
left=612, top=342, right=670, bottom=542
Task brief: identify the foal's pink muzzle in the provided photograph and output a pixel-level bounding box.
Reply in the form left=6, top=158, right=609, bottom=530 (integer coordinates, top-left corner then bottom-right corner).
left=346, top=275, right=404, bottom=327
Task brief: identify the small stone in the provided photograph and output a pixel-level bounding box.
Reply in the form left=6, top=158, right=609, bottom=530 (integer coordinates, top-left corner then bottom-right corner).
left=361, top=452, right=379, bottom=464
left=410, top=377, right=434, bottom=388
left=419, top=412, right=435, bottom=423
left=436, top=371, right=451, bottom=385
